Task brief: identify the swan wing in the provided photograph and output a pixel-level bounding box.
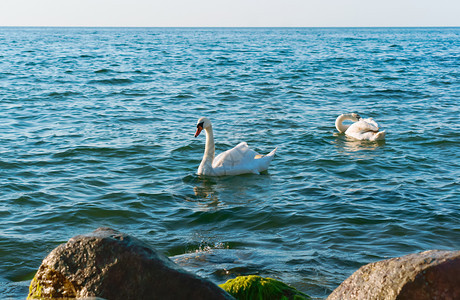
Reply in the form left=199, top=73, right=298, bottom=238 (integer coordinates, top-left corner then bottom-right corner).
left=212, top=142, right=258, bottom=169
left=347, top=118, right=379, bottom=134
left=363, top=118, right=380, bottom=130
left=212, top=142, right=277, bottom=176
left=345, top=118, right=386, bottom=141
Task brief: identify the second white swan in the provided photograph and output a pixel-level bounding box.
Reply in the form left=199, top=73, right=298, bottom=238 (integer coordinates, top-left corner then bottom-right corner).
left=194, top=117, right=277, bottom=176
left=335, top=113, right=386, bottom=141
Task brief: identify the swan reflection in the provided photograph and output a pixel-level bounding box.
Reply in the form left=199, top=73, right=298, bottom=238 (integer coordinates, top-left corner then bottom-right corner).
left=185, top=177, right=221, bottom=209
left=332, top=133, right=386, bottom=153
left=193, top=184, right=219, bottom=204
left=187, top=174, right=268, bottom=210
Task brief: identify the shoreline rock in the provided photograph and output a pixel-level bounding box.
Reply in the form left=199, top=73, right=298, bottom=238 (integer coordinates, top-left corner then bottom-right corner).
left=28, top=227, right=234, bottom=300
left=27, top=227, right=459, bottom=300
left=327, top=250, right=460, bottom=300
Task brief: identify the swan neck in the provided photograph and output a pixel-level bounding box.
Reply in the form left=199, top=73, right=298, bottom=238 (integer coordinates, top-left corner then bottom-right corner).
left=202, top=126, right=215, bottom=165
left=336, top=114, right=351, bottom=133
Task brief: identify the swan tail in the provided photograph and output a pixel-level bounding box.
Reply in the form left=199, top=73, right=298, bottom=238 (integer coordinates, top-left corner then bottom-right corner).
left=263, top=147, right=277, bottom=163
left=253, top=147, right=277, bottom=173
left=373, top=131, right=386, bottom=141
left=254, top=147, right=277, bottom=159
left=266, top=147, right=277, bottom=157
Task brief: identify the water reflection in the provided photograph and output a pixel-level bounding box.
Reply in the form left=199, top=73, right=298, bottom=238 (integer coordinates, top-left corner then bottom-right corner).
left=179, top=175, right=220, bottom=209
left=182, top=173, right=272, bottom=210
left=332, top=133, right=386, bottom=153
left=193, top=178, right=220, bottom=207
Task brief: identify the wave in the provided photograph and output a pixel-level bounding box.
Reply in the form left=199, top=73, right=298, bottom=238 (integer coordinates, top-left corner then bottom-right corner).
left=87, top=78, right=133, bottom=85
left=47, top=91, right=82, bottom=98
left=94, top=68, right=114, bottom=74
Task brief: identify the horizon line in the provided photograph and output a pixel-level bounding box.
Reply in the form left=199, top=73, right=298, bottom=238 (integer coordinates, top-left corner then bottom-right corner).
left=0, top=25, right=459, bottom=29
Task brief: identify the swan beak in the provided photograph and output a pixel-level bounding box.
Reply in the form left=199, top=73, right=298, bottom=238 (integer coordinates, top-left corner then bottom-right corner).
left=194, top=125, right=203, bottom=137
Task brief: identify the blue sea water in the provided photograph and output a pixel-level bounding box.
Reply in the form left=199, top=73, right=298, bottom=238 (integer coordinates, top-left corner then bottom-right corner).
left=0, top=27, right=459, bottom=299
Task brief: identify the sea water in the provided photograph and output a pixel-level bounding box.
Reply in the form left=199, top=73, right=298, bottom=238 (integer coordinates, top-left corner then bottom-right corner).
left=0, top=27, right=459, bottom=299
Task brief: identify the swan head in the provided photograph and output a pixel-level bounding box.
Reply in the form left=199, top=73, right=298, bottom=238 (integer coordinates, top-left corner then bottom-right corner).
left=195, top=117, right=211, bottom=137
left=349, top=113, right=361, bottom=121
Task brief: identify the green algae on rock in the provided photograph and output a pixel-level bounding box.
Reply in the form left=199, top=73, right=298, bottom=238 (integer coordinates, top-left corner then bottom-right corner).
left=219, top=275, right=311, bottom=300
left=28, top=266, right=78, bottom=299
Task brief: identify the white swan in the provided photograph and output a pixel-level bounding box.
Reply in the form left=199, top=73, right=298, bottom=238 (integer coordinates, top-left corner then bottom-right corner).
left=194, top=117, right=277, bottom=176
left=335, top=113, right=386, bottom=141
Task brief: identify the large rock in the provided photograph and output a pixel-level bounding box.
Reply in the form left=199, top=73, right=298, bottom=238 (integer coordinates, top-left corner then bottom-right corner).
left=327, top=250, right=460, bottom=300
left=28, top=227, right=234, bottom=300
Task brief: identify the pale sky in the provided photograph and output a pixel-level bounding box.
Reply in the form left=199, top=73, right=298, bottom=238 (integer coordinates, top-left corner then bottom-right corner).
left=0, top=0, right=459, bottom=27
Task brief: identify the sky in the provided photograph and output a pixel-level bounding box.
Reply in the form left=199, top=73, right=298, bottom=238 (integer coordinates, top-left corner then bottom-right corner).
left=0, top=0, right=459, bottom=27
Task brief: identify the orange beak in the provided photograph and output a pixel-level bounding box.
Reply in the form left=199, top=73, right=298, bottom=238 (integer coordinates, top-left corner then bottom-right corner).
left=194, top=125, right=203, bottom=137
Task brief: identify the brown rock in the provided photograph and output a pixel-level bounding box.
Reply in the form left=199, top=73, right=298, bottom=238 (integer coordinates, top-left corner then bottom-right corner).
left=28, top=227, right=234, bottom=300
left=327, top=250, right=460, bottom=300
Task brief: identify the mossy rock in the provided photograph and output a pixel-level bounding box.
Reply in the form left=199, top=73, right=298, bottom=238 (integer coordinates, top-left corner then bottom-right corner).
left=27, top=227, right=233, bottom=300
left=28, top=266, right=78, bottom=299
left=219, top=275, right=311, bottom=300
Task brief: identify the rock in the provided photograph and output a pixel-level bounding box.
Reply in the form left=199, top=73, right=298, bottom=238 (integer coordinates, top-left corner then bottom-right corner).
left=28, top=227, right=234, bottom=300
left=219, top=275, right=311, bottom=300
left=327, top=250, right=460, bottom=300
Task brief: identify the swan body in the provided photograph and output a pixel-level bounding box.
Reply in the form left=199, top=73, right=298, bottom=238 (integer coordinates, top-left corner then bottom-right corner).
left=335, top=113, right=386, bottom=141
left=194, top=117, right=277, bottom=176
